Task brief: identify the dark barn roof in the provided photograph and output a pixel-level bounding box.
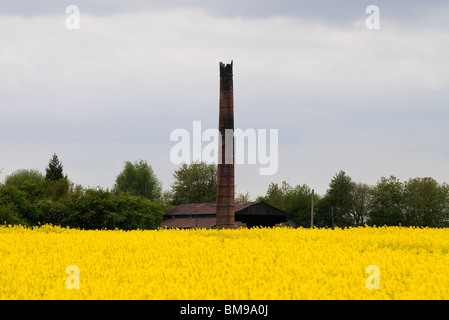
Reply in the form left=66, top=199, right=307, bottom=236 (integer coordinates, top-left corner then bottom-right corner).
left=161, top=201, right=300, bottom=229
left=162, top=217, right=217, bottom=229
left=166, top=202, right=256, bottom=216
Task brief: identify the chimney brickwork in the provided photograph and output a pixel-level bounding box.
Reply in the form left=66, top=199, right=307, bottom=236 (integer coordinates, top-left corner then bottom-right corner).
left=216, top=61, right=235, bottom=229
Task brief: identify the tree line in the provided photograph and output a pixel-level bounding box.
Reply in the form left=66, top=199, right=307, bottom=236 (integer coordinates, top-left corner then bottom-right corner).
left=1, top=157, right=448, bottom=229
left=0, top=154, right=164, bottom=230
left=258, top=171, right=449, bottom=228
left=0, top=159, right=221, bottom=229
left=163, top=163, right=449, bottom=229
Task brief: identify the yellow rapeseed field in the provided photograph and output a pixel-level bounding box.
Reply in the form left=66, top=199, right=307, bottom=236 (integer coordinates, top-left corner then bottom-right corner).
left=1, top=224, right=449, bottom=300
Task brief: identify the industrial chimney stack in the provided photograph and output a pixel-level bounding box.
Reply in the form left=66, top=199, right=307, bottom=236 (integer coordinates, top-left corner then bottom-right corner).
left=216, top=61, right=235, bottom=229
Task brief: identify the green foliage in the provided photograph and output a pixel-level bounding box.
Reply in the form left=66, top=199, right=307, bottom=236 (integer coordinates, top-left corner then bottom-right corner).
left=44, top=187, right=164, bottom=230
left=350, top=183, right=373, bottom=226
left=259, top=181, right=315, bottom=227
left=315, top=170, right=356, bottom=228
left=0, top=204, right=25, bottom=225
left=1, top=165, right=163, bottom=230
left=314, top=195, right=333, bottom=228
left=0, top=185, right=42, bottom=225
left=42, top=179, right=70, bottom=201
left=59, top=188, right=111, bottom=229
left=235, top=191, right=251, bottom=203
left=326, top=170, right=356, bottom=227
left=369, top=176, right=405, bottom=226
left=260, top=181, right=292, bottom=210
left=3, top=159, right=449, bottom=230
left=5, top=169, right=45, bottom=189
left=45, top=153, right=67, bottom=181
left=402, top=177, right=449, bottom=227
left=161, top=189, right=174, bottom=206
left=108, top=194, right=164, bottom=230
left=170, top=162, right=217, bottom=205
left=5, top=168, right=70, bottom=203
left=283, top=184, right=315, bottom=227
left=368, top=176, right=449, bottom=227
left=5, top=169, right=46, bottom=202
left=40, top=199, right=66, bottom=226
left=113, top=160, right=162, bottom=202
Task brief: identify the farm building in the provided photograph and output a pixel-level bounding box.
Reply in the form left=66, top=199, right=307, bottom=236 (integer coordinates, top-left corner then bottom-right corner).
left=162, top=63, right=303, bottom=230
left=161, top=201, right=300, bottom=229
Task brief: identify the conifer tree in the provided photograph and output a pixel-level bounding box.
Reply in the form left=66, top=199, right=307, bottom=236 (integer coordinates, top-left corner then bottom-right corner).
left=45, top=153, right=66, bottom=181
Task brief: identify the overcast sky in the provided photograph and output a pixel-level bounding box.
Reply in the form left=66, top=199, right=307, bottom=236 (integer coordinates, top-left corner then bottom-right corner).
left=1, top=1, right=448, bottom=198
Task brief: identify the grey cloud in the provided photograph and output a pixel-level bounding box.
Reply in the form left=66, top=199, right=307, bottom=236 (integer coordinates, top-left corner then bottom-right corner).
left=1, top=0, right=448, bottom=23
left=1, top=2, right=448, bottom=195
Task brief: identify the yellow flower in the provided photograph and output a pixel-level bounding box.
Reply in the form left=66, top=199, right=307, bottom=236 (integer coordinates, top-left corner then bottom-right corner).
left=1, top=224, right=449, bottom=299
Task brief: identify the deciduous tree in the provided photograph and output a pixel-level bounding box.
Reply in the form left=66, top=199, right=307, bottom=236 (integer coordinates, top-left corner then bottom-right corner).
left=369, top=176, right=405, bottom=226
left=325, top=170, right=356, bottom=227
left=113, top=160, right=162, bottom=202
left=403, top=177, right=449, bottom=227
left=170, top=162, right=217, bottom=205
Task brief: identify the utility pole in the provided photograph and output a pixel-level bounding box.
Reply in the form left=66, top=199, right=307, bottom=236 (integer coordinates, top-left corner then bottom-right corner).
left=331, top=206, right=334, bottom=230
left=311, top=189, right=314, bottom=229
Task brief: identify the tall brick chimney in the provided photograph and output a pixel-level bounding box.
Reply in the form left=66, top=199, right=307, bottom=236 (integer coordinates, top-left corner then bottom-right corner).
left=216, top=61, right=235, bottom=229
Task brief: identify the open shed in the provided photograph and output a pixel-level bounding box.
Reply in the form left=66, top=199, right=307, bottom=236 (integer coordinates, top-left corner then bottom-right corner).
left=161, top=201, right=300, bottom=229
